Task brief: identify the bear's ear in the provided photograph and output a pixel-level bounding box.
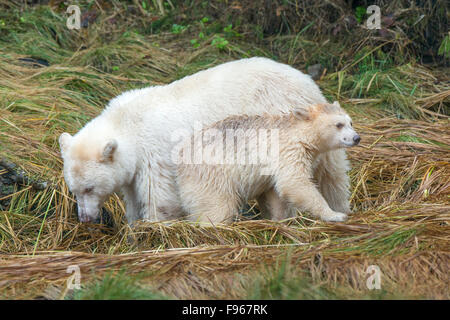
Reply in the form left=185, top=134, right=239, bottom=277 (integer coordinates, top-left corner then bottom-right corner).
left=101, top=139, right=118, bottom=162
left=59, top=132, right=72, bottom=156
left=332, top=101, right=341, bottom=108
left=292, top=107, right=311, bottom=121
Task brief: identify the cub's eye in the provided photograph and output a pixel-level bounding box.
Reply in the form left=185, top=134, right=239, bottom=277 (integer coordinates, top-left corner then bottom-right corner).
left=350, top=121, right=353, bottom=127
left=84, top=187, right=94, bottom=194
left=336, top=123, right=344, bottom=129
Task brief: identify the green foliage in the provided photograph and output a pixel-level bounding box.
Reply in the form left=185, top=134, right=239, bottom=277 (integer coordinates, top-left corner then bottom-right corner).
left=392, top=134, right=448, bottom=148
left=331, top=228, right=419, bottom=256
left=223, top=24, right=241, bottom=38
left=0, top=6, right=74, bottom=63
left=247, top=256, right=411, bottom=300
left=187, top=17, right=242, bottom=50
left=171, top=23, right=187, bottom=34
left=248, top=258, right=338, bottom=300
left=200, top=16, right=209, bottom=26
left=71, top=271, right=170, bottom=300
left=190, top=38, right=199, bottom=48
left=355, top=6, right=366, bottom=24
left=211, top=35, right=229, bottom=50
left=437, top=33, right=450, bottom=58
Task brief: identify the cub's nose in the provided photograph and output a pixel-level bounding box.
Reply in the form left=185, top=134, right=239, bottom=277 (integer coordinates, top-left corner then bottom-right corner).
left=353, top=135, right=361, bottom=145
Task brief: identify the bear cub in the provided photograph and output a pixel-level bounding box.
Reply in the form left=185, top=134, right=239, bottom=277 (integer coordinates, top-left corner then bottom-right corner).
left=176, top=101, right=360, bottom=224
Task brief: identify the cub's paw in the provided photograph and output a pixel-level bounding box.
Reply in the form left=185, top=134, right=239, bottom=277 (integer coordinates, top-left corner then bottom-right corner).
left=332, top=202, right=352, bottom=215
left=342, top=204, right=352, bottom=215
left=343, top=207, right=353, bottom=215
left=322, top=211, right=348, bottom=222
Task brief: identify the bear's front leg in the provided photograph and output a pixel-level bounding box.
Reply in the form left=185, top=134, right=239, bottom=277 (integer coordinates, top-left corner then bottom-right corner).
left=275, top=166, right=347, bottom=222
left=122, top=175, right=150, bottom=224
left=313, top=149, right=352, bottom=214
left=123, top=165, right=184, bottom=224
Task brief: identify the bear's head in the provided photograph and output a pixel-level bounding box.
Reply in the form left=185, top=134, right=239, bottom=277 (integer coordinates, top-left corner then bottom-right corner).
left=293, top=101, right=360, bottom=152
left=59, top=132, right=128, bottom=223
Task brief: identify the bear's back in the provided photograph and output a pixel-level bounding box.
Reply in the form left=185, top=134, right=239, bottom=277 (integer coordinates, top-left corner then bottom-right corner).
left=103, top=57, right=326, bottom=123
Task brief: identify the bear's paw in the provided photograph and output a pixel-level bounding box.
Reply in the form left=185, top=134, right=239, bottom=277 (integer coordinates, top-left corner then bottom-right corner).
left=322, top=211, right=348, bottom=222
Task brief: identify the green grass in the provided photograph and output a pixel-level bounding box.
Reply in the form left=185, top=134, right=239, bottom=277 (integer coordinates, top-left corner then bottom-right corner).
left=391, top=134, right=450, bottom=148
left=247, top=255, right=411, bottom=300
left=69, top=258, right=413, bottom=300
left=248, top=256, right=339, bottom=300
left=71, top=270, right=171, bottom=300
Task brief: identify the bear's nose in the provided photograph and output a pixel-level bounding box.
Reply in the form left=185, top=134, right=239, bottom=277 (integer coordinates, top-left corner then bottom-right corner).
left=353, top=135, right=361, bottom=145
left=79, top=214, right=90, bottom=223
left=78, top=211, right=91, bottom=223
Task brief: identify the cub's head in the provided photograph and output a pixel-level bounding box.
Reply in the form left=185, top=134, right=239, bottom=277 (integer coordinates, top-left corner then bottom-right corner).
left=293, top=101, right=360, bottom=152
left=59, top=132, right=121, bottom=223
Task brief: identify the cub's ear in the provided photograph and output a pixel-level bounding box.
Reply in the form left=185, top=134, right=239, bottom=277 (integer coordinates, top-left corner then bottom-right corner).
left=292, top=107, right=311, bottom=121
left=101, top=139, right=118, bottom=162
left=332, top=101, right=341, bottom=108
left=59, top=133, right=72, bottom=156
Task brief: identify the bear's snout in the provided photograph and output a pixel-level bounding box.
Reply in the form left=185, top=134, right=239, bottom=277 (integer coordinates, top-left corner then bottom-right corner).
left=353, top=135, right=361, bottom=145
left=78, top=211, right=91, bottom=223
left=76, top=203, right=94, bottom=223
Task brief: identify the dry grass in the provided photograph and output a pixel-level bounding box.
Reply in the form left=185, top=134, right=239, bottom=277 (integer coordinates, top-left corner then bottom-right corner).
left=0, top=2, right=449, bottom=299
left=1, top=247, right=448, bottom=299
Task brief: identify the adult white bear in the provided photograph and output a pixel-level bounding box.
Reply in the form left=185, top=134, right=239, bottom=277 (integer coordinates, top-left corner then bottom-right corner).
left=59, top=57, right=350, bottom=224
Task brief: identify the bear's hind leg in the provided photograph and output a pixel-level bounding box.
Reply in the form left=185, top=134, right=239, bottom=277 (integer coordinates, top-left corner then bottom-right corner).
left=257, top=187, right=291, bottom=221
left=184, top=192, right=240, bottom=225
left=178, top=175, right=239, bottom=225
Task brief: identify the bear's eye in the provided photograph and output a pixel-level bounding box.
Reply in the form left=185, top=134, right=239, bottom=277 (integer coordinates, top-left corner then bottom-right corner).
left=350, top=121, right=353, bottom=127
left=336, top=123, right=344, bottom=129
left=84, top=187, right=94, bottom=194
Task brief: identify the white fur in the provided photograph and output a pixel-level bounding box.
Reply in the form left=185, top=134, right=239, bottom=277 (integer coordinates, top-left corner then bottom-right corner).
left=176, top=104, right=358, bottom=223
left=59, top=57, right=351, bottom=224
